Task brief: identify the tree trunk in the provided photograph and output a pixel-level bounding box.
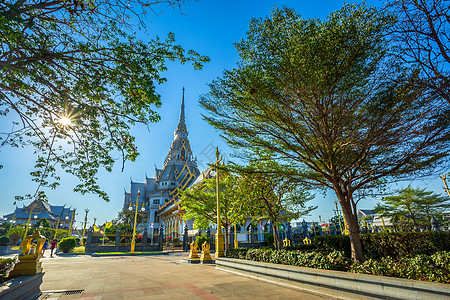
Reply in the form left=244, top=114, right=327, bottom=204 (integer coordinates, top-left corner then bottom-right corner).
left=339, top=197, right=365, bottom=262
left=272, top=223, right=280, bottom=250
left=224, top=224, right=229, bottom=253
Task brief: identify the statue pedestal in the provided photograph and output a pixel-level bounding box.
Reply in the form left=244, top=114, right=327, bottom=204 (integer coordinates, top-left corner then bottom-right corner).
left=200, top=241, right=214, bottom=264
left=10, top=230, right=46, bottom=276
left=188, top=241, right=200, bottom=264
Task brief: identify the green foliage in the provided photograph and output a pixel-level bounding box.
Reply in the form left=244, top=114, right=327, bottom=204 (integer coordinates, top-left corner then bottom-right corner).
left=57, top=237, right=77, bottom=253
left=180, top=171, right=244, bottom=231
left=0, top=257, right=16, bottom=283
left=0, top=223, right=11, bottom=236
left=1, top=0, right=209, bottom=202
left=195, top=233, right=209, bottom=247
left=113, top=209, right=146, bottom=234
left=374, top=187, right=450, bottom=231
left=200, top=2, right=450, bottom=261
left=6, top=226, right=25, bottom=245
left=226, top=247, right=450, bottom=283
left=351, top=252, right=450, bottom=283
left=226, top=248, right=351, bottom=271
left=236, top=155, right=317, bottom=249
left=264, top=233, right=274, bottom=246
left=283, top=244, right=317, bottom=251
left=387, top=0, right=450, bottom=106
left=38, top=228, right=67, bottom=242
left=315, top=232, right=450, bottom=260
left=0, top=236, right=10, bottom=246
left=37, top=219, right=50, bottom=228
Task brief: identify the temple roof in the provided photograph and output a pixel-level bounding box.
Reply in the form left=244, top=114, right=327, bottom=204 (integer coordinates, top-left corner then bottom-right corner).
left=3, top=200, right=74, bottom=220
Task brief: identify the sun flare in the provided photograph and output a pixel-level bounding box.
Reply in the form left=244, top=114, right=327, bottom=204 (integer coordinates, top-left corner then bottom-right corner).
left=59, top=116, right=71, bottom=126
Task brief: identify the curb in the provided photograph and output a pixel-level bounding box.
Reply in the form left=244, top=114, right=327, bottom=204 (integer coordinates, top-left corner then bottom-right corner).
left=91, top=252, right=169, bottom=257
left=216, top=257, right=450, bottom=300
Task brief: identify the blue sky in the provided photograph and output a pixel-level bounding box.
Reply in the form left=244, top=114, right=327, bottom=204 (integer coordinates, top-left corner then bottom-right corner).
left=0, top=0, right=446, bottom=227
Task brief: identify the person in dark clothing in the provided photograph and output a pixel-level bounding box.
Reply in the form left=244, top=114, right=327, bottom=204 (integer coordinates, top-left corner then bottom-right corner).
left=50, top=239, right=57, bottom=257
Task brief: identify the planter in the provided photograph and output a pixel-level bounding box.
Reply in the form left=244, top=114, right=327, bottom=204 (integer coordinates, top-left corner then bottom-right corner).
left=0, top=273, right=44, bottom=300
left=216, top=258, right=450, bottom=300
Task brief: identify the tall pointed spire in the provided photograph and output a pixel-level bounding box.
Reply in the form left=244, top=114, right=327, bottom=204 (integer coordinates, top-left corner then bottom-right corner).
left=179, top=87, right=185, bottom=123
left=175, top=87, right=187, bottom=136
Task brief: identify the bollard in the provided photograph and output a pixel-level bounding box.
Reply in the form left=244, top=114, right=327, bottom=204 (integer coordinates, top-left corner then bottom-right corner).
left=115, top=228, right=121, bottom=251
left=183, top=224, right=188, bottom=252
left=159, top=224, right=164, bottom=251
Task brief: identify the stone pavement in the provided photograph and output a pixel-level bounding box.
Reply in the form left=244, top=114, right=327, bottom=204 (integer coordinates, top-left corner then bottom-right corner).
left=38, top=252, right=329, bottom=299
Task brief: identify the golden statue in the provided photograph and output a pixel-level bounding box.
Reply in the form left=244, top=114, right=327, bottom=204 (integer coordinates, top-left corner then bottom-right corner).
left=200, top=241, right=212, bottom=263
left=283, top=238, right=291, bottom=247
left=189, top=241, right=199, bottom=259
left=10, top=230, right=46, bottom=276
left=303, top=237, right=312, bottom=245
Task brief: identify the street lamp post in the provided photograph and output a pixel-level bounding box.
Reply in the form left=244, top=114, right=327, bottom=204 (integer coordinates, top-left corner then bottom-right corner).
left=215, top=147, right=224, bottom=257
left=68, top=209, right=76, bottom=236
left=130, top=189, right=141, bottom=253
left=81, top=209, right=89, bottom=246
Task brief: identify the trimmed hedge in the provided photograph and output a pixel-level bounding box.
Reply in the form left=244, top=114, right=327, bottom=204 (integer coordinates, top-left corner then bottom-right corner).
left=226, top=248, right=450, bottom=283
left=351, top=252, right=450, bottom=283
left=283, top=243, right=317, bottom=251
left=227, top=248, right=351, bottom=271
left=315, top=231, right=450, bottom=259
left=57, top=237, right=77, bottom=253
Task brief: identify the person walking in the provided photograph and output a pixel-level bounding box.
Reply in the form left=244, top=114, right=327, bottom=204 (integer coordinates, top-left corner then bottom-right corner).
left=50, top=239, right=57, bottom=257
left=41, top=240, right=48, bottom=256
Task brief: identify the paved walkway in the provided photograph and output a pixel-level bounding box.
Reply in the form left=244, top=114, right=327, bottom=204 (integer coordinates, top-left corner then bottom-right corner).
left=39, top=252, right=328, bottom=299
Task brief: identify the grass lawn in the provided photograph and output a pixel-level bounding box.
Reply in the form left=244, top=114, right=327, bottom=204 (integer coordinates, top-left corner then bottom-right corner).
left=94, top=251, right=163, bottom=255
left=11, top=246, right=19, bottom=250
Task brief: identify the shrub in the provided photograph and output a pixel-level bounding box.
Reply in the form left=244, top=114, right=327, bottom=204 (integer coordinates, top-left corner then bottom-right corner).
left=0, top=258, right=16, bottom=283
left=57, top=237, right=77, bottom=253
left=226, top=248, right=351, bottom=271
left=226, top=247, right=450, bottom=283
left=0, top=236, right=10, bottom=246
left=315, top=232, right=450, bottom=260
left=264, top=234, right=274, bottom=246
left=351, top=252, right=450, bottom=283
left=6, top=226, right=25, bottom=245
left=195, top=233, right=209, bottom=246
left=173, top=237, right=180, bottom=244
left=283, top=244, right=316, bottom=251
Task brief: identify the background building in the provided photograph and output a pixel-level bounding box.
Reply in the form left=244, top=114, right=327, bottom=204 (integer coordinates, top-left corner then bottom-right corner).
left=3, top=199, right=75, bottom=230
left=123, top=89, right=200, bottom=237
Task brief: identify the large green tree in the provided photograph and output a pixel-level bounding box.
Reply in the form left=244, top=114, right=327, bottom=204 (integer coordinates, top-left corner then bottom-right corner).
left=200, top=4, right=450, bottom=261
left=374, top=187, right=450, bottom=231
left=0, top=0, right=209, bottom=202
left=113, top=208, right=146, bottom=234
left=179, top=170, right=246, bottom=252
left=237, top=156, right=316, bottom=249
